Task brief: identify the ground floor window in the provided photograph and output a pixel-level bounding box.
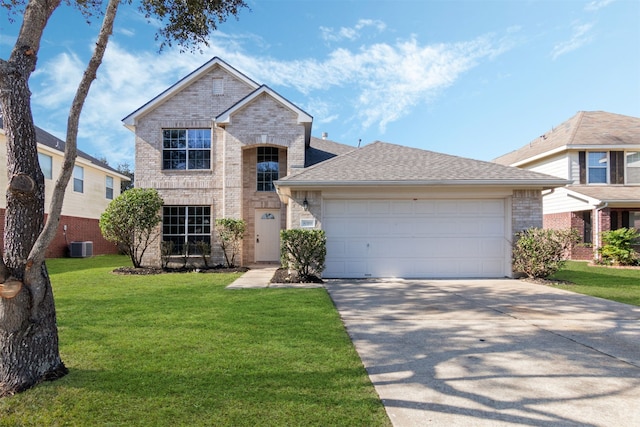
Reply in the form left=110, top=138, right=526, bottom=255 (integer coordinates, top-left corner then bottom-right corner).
left=162, top=206, right=211, bottom=254
left=581, top=211, right=592, bottom=244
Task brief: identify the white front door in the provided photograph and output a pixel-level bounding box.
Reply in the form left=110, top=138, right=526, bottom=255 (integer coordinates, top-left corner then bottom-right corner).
left=255, top=209, right=281, bottom=262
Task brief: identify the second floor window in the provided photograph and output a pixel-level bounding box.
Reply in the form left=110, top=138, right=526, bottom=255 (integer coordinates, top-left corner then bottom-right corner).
left=73, top=165, right=84, bottom=193
left=38, top=153, right=52, bottom=179
left=627, top=152, right=640, bottom=184
left=106, top=176, right=114, bottom=199
left=163, top=129, right=211, bottom=170
left=257, top=147, right=279, bottom=191
left=587, top=152, right=607, bottom=184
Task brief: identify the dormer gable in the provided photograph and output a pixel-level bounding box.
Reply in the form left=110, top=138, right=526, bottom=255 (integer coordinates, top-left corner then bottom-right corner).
left=122, top=57, right=260, bottom=130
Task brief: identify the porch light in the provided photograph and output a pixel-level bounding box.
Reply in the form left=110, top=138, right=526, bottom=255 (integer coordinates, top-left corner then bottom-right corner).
left=303, top=198, right=309, bottom=211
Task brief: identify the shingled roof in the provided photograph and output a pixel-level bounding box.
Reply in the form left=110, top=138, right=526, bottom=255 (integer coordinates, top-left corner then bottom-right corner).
left=493, top=111, right=640, bottom=166
left=277, top=141, right=567, bottom=188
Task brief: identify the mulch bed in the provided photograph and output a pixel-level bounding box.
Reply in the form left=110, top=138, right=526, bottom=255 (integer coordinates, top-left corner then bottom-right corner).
left=113, top=266, right=249, bottom=275
left=270, top=268, right=323, bottom=284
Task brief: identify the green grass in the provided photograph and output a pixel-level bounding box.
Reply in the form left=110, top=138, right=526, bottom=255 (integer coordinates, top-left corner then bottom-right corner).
left=0, top=255, right=390, bottom=426
left=550, top=260, right=640, bottom=306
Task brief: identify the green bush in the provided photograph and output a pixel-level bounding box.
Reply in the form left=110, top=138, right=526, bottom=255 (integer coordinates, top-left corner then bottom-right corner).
left=512, top=228, right=580, bottom=279
left=599, top=228, right=639, bottom=266
left=280, top=229, right=326, bottom=281
left=215, top=218, right=246, bottom=267
left=99, top=188, right=164, bottom=268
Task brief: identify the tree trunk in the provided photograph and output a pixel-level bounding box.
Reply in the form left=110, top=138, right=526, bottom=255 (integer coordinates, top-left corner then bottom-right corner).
left=0, top=0, right=67, bottom=396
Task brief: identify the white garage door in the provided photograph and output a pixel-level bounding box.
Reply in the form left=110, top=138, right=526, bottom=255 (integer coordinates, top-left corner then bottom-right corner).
left=323, top=199, right=508, bottom=278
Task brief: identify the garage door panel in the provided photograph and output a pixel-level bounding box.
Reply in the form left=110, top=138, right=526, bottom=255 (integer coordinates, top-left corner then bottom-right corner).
left=324, top=199, right=507, bottom=278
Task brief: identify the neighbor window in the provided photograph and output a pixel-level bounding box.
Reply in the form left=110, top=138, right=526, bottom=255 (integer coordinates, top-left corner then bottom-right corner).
left=162, top=129, right=211, bottom=170
left=587, top=152, right=607, bottom=184
left=106, top=176, right=114, bottom=199
left=162, top=206, right=211, bottom=255
left=73, top=165, right=84, bottom=193
left=257, top=147, right=279, bottom=191
left=627, top=152, right=640, bottom=184
left=38, top=153, right=52, bottom=179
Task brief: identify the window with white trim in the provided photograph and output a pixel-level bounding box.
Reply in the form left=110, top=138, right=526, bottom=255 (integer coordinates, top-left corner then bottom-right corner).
left=38, top=153, right=52, bottom=179
left=73, top=165, right=84, bottom=193
left=162, top=129, right=211, bottom=170
left=257, top=147, right=279, bottom=191
left=587, top=152, right=607, bottom=184
left=162, top=206, right=211, bottom=255
left=627, top=152, right=640, bottom=184
left=106, top=176, right=114, bottom=199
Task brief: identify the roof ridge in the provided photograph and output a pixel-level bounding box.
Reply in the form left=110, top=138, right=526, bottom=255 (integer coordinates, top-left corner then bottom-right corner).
left=566, top=111, right=585, bottom=145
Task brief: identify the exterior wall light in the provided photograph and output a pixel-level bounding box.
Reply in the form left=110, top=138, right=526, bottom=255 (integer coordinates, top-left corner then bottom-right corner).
left=302, top=198, right=309, bottom=211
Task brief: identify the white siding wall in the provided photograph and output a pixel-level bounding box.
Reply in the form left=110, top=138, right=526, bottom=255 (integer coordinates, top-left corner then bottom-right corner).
left=526, top=154, right=570, bottom=180
left=542, top=188, right=593, bottom=214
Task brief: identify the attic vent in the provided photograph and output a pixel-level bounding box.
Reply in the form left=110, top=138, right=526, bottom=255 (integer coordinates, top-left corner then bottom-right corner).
left=213, top=78, right=224, bottom=96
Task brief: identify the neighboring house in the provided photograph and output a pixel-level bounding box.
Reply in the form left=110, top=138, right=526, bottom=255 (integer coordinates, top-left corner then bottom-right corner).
left=0, top=119, right=130, bottom=257
left=124, top=57, right=567, bottom=278
left=494, top=111, right=640, bottom=260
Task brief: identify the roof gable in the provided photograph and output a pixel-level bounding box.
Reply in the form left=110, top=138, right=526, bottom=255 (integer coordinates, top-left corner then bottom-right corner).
left=122, top=57, right=259, bottom=129
left=215, top=85, right=312, bottom=125
left=494, top=111, right=640, bottom=166
left=278, top=141, right=567, bottom=187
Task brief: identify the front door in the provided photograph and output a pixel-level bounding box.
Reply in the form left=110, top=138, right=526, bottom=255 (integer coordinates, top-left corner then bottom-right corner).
left=255, top=209, right=281, bottom=262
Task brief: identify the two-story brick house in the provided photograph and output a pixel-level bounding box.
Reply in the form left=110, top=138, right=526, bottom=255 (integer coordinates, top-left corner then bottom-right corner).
left=494, top=111, right=640, bottom=260
left=124, top=57, right=568, bottom=277
left=0, top=119, right=130, bottom=257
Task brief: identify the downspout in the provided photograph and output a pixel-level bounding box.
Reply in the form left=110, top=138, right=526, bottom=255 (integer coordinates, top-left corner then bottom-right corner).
left=593, top=202, right=609, bottom=261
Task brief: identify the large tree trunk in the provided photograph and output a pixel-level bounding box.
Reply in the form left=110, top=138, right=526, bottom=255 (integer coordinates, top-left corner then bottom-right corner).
left=0, top=0, right=119, bottom=396
left=0, top=0, right=67, bottom=397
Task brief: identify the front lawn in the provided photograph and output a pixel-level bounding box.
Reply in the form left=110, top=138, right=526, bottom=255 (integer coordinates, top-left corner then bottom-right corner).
left=0, top=255, right=390, bottom=426
left=550, top=260, right=640, bottom=306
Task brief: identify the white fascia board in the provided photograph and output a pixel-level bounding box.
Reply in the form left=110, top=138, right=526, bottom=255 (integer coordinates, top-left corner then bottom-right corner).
left=216, top=86, right=312, bottom=125
left=276, top=179, right=570, bottom=189
left=122, top=57, right=260, bottom=129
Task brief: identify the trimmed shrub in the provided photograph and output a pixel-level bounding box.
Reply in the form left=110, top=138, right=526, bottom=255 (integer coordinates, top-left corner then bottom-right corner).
left=280, top=229, right=326, bottom=281
left=599, top=228, right=639, bottom=266
left=215, top=218, right=246, bottom=267
left=99, top=188, right=164, bottom=268
left=513, top=228, right=580, bottom=279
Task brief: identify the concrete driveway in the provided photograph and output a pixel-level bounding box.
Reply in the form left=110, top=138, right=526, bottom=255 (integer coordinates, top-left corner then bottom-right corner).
left=325, top=279, right=640, bottom=427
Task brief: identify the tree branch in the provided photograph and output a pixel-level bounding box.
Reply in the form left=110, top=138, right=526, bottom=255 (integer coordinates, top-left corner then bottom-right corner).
left=26, top=0, right=121, bottom=271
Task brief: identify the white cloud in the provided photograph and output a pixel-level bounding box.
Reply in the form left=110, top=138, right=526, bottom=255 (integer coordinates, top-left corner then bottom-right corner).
left=320, top=19, right=386, bottom=42
left=29, top=28, right=509, bottom=164
left=585, top=0, right=615, bottom=12
left=551, top=22, right=594, bottom=60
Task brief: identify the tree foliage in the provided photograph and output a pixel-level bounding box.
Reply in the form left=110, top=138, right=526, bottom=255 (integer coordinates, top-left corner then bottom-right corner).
left=99, top=188, right=163, bottom=268
left=215, top=218, right=246, bottom=267
left=280, top=229, right=326, bottom=282
left=512, top=228, right=580, bottom=279
left=599, top=228, right=639, bottom=266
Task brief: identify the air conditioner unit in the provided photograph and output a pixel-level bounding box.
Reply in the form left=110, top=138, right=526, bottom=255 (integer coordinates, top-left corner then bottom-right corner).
left=69, top=241, right=93, bottom=258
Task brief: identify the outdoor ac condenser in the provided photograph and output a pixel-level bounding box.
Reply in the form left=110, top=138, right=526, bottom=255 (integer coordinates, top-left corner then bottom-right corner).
left=69, top=241, right=93, bottom=258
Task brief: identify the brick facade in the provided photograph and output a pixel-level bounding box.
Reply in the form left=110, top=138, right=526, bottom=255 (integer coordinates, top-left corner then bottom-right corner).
left=0, top=209, right=120, bottom=258
left=511, top=190, right=543, bottom=238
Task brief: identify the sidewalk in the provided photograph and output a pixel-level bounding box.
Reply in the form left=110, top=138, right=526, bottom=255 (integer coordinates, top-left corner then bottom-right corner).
left=225, top=265, right=323, bottom=289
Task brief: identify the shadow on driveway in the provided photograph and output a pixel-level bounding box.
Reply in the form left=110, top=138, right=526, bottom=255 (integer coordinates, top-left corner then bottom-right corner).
left=326, top=279, right=640, bottom=426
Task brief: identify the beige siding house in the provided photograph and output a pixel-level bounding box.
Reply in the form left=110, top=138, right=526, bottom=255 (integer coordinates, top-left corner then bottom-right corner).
left=124, top=57, right=568, bottom=278
left=0, top=122, right=130, bottom=257
left=494, top=111, right=640, bottom=259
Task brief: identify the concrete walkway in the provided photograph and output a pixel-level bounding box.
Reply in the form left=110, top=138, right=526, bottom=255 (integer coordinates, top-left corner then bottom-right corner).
left=325, top=279, right=640, bottom=427
left=225, top=265, right=323, bottom=289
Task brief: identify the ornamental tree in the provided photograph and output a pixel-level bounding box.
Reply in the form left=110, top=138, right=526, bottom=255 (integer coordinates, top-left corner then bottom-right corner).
left=99, top=188, right=164, bottom=268
left=0, top=0, right=247, bottom=396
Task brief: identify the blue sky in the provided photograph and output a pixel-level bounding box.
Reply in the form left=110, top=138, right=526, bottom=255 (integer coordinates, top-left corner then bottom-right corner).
left=1, top=0, right=639, bottom=166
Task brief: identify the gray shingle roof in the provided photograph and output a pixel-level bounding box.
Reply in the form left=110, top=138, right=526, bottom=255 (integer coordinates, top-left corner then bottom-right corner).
left=567, top=185, right=640, bottom=203
left=494, top=111, right=640, bottom=166
left=279, top=141, right=567, bottom=187
left=305, top=136, right=356, bottom=167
